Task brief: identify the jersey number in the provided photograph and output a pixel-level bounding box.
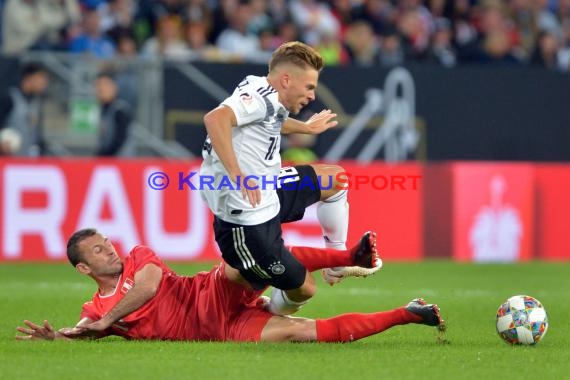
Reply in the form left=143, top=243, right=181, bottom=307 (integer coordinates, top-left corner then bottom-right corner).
left=265, top=137, right=278, bottom=160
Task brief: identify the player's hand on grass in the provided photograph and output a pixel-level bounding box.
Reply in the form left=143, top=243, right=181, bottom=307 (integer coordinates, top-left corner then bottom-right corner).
left=58, top=318, right=109, bottom=339
left=16, top=320, right=56, bottom=340
left=306, top=109, right=338, bottom=135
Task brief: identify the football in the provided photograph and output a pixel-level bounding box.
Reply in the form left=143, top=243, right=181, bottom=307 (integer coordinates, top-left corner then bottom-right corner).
left=496, top=295, right=548, bottom=345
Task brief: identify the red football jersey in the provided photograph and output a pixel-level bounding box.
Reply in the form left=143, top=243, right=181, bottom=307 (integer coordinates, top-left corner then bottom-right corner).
left=80, top=246, right=272, bottom=341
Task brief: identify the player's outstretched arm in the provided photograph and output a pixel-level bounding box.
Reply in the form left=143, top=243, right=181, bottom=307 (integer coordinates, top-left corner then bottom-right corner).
left=79, top=263, right=162, bottom=333
left=281, top=110, right=337, bottom=135
left=15, top=319, right=97, bottom=341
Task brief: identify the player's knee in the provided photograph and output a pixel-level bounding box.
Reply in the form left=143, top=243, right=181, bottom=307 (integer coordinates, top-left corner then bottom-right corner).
left=298, top=281, right=317, bottom=299
left=311, top=164, right=347, bottom=200
left=286, top=278, right=317, bottom=302
left=328, top=165, right=346, bottom=194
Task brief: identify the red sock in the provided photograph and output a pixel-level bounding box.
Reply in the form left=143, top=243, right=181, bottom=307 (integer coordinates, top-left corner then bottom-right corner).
left=289, top=246, right=353, bottom=272
left=315, top=308, right=422, bottom=342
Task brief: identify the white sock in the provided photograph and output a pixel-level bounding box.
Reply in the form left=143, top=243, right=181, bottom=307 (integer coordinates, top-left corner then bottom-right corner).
left=268, top=288, right=307, bottom=316
left=317, top=189, right=348, bottom=251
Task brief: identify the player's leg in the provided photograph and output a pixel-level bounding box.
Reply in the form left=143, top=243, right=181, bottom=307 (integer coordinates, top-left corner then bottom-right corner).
left=311, top=164, right=349, bottom=250
left=268, top=271, right=316, bottom=316
left=310, top=164, right=382, bottom=284
left=287, top=231, right=381, bottom=272
left=214, top=214, right=316, bottom=315
left=260, top=316, right=317, bottom=342
left=277, top=164, right=346, bottom=247
left=278, top=165, right=382, bottom=284
left=259, top=299, right=444, bottom=343
left=223, top=262, right=318, bottom=311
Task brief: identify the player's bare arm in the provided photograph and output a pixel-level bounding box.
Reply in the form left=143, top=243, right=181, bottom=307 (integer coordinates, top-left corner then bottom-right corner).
left=81, top=263, right=162, bottom=332
left=203, top=105, right=261, bottom=207
left=16, top=319, right=98, bottom=341
left=203, top=105, right=241, bottom=180
left=281, top=110, right=338, bottom=135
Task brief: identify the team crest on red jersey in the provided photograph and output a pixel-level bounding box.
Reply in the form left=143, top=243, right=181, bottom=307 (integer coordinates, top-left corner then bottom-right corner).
left=121, top=278, right=135, bottom=294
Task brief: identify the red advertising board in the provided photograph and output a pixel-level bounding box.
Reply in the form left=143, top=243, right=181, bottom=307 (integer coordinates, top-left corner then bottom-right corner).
left=451, top=163, right=534, bottom=262
left=535, top=164, right=570, bottom=260
left=0, top=159, right=217, bottom=261
left=0, top=159, right=424, bottom=262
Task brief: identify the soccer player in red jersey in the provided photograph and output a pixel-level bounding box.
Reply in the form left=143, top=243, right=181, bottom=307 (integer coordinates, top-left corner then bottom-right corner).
left=16, top=228, right=444, bottom=343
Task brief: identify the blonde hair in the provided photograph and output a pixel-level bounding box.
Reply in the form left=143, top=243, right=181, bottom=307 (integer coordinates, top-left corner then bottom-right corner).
left=269, top=41, right=324, bottom=73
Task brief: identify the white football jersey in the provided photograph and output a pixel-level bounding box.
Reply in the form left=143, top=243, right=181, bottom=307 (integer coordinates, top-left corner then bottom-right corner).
left=200, top=75, right=289, bottom=225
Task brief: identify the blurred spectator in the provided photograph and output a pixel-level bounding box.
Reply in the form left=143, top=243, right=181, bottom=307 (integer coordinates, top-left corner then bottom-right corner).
left=115, top=31, right=138, bottom=57
left=258, top=27, right=278, bottom=53
left=427, top=0, right=453, bottom=20
left=316, top=32, right=348, bottom=65
left=184, top=0, right=211, bottom=23
left=463, top=1, right=523, bottom=64
left=247, top=0, right=274, bottom=36
left=141, top=15, right=191, bottom=60
left=533, top=0, right=561, bottom=35
left=397, top=7, right=432, bottom=60
left=509, top=0, right=540, bottom=60
left=450, top=0, right=478, bottom=55
left=330, top=0, right=358, bottom=38
left=377, top=26, right=405, bottom=67
left=427, top=18, right=458, bottom=67
left=272, top=21, right=302, bottom=47
left=184, top=21, right=222, bottom=60
left=216, top=1, right=270, bottom=63
left=2, top=0, right=81, bottom=55
left=556, top=0, right=570, bottom=22
left=479, top=29, right=523, bottom=65
left=134, top=0, right=186, bottom=45
left=94, top=72, right=133, bottom=156
left=557, top=18, right=570, bottom=70
left=98, top=0, right=135, bottom=34
left=398, top=0, right=435, bottom=28
left=282, top=133, right=318, bottom=164
left=530, top=30, right=561, bottom=69
left=69, top=8, right=116, bottom=58
left=0, top=62, right=49, bottom=157
left=105, top=32, right=139, bottom=107
left=289, top=0, right=340, bottom=46
left=209, top=0, right=238, bottom=44
left=344, top=20, right=380, bottom=66
left=353, top=0, right=396, bottom=36
left=267, top=0, right=293, bottom=29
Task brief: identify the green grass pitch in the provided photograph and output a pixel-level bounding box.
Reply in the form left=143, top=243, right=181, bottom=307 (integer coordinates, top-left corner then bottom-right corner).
left=1, top=261, right=569, bottom=380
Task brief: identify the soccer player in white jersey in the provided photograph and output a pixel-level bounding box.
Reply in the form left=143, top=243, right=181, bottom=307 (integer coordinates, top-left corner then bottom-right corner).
left=199, top=41, right=381, bottom=315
